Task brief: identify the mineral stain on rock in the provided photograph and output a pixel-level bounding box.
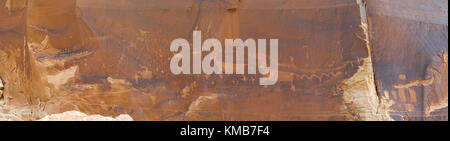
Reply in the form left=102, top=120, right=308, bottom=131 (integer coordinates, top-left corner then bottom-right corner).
left=0, top=77, right=4, bottom=103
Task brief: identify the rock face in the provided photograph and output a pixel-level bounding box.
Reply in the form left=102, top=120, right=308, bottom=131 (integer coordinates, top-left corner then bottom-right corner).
left=366, top=0, right=448, bottom=121
left=0, top=0, right=447, bottom=121
left=0, top=106, right=22, bottom=121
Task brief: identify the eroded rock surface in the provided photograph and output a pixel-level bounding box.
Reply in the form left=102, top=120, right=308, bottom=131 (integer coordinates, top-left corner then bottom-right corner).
left=38, top=111, right=133, bottom=121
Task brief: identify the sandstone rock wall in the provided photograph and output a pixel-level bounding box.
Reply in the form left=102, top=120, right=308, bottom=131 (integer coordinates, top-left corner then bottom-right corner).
left=0, top=0, right=447, bottom=121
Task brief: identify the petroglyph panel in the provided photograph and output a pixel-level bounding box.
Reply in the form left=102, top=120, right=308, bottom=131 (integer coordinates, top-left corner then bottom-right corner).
left=0, top=0, right=447, bottom=121
left=366, top=0, right=448, bottom=121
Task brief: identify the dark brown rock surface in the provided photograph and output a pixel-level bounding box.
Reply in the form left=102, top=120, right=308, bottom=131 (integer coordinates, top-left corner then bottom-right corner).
left=366, top=0, right=448, bottom=121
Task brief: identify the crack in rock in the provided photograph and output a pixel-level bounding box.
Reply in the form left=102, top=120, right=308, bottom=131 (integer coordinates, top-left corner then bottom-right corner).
left=340, top=58, right=393, bottom=121
left=338, top=0, right=393, bottom=121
